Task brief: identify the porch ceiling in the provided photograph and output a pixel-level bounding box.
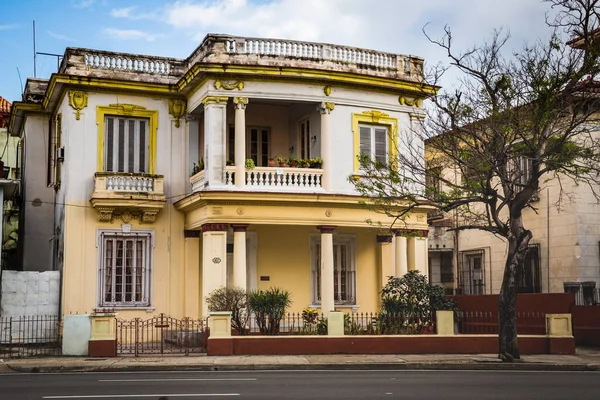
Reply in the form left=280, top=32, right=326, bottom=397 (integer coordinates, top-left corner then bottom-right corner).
left=174, top=191, right=430, bottom=230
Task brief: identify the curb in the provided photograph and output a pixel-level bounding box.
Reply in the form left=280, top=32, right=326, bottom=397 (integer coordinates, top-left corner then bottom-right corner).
left=6, top=362, right=600, bottom=373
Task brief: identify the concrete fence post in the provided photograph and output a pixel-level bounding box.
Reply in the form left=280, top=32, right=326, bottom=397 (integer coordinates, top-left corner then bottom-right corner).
left=328, top=311, right=344, bottom=336
left=89, top=312, right=117, bottom=357
left=209, top=311, right=232, bottom=338
left=436, top=310, right=455, bottom=335
left=545, top=313, right=573, bottom=337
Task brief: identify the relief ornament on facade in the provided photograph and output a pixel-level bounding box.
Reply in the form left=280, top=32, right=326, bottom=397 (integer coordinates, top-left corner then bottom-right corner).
left=68, top=90, right=88, bottom=120
left=168, top=99, right=187, bottom=128
left=214, top=80, right=244, bottom=91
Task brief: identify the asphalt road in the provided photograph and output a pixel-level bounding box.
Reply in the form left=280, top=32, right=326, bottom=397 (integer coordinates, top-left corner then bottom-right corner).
left=0, top=370, right=598, bottom=399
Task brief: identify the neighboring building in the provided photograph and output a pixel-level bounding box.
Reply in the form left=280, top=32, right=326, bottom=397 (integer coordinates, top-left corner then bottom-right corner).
left=9, top=35, right=436, bottom=317
left=0, top=97, right=21, bottom=271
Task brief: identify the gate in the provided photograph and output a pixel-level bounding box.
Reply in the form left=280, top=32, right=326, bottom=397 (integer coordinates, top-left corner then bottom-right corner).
left=116, top=314, right=208, bottom=356
left=0, top=315, right=62, bottom=359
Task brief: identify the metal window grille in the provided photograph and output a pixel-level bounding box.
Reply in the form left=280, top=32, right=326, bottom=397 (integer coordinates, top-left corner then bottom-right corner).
left=517, top=243, right=541, bottom=293
left=99, top=231, right=152, bottom=307
left=458, top=250, right=485, bottom=295
left=311, top=236, right=356, bottom=305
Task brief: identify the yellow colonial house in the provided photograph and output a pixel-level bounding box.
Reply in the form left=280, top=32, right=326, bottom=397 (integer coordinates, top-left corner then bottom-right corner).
left=9, top=35, right=436, bottom=319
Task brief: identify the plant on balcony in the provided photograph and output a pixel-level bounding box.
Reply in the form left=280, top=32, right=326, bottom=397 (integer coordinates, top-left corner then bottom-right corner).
left=289, top=157, right=299, bottom=168
left=309, top=157, right=323, bottom=169
left=300, top=159, right=311, bottom=168
left=276, top=154, right=288, bottom=167
left=191, top=158, right=204, bottom=176
left=226, top=160, right=234, bottom=166
left=244, top=158, right=255, bottom=170
left=268, top=158, right=276, bottom=167
left=248, top=287, right=292, bottom=335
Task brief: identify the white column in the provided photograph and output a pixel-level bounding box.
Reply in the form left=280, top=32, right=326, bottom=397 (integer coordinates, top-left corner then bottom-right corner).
left=378, top=235, right=394, bottom=288
left=202, top=96, right=228, bottom=188
left=318, top=225, right=336, bottom=315
left=395, top=233, right=408, bottom=277
left=231, top=224, right=248, bottom=290
left=201, top=223, right=228, bottom=316
left=407, top=232, right=429, bottom=279
left=233, top=97, right=248, bottom=189
left=318, top=102, right=334, bottom=192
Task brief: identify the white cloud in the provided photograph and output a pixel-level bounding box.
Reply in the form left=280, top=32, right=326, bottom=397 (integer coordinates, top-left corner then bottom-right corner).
left=110, top=6, right=156, bottom=20
left=102, top=28, right=163, bottom=42
left=0, top=24, right=19, bottom=30
left=47, top=30, right=75, bottom=42
left=73, top=0, right=96, bottom=8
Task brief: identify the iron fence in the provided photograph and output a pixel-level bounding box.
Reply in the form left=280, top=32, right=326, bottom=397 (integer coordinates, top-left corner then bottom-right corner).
left=116, top=314, right=208, bottom=356
left=0, top=315, right=62, bottom=359
left=457, top=310, right=546, bottom=334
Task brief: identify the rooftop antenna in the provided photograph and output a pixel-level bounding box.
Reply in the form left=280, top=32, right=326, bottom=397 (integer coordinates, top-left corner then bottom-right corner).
left=33, top=20, right=36, bottom=78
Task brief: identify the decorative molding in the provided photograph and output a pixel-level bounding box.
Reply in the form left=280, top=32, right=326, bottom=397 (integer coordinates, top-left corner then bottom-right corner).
left=68, top=90, right=88, bottom=120
left=214, top=80, right=244, bottom=91
left=201, top=223, right=229, bottom=232
left=201, top=96, right=229, bottom=106
left=318, top=102, right=335, bottom=115
left=376, top=235, right=393, bottom=243
left=184, top=230, right=201, bottom=238
left=361, top=110, right=389, bottom=123
left=120, top=212, right=133, bottom=223
left=107, top=103, right=147, bottom=116
left=96, top=207, right=115, bottom=222
left=233, top=97, right=248, bottom=110
left=168, top=99, right=187, bottom=128
left=323, top=86, right=332, bottom=96
left=316, top=225, right=337, bottom=234
left=231, top=224, right=249, bottom=232
left=325, top=209, right=332, bottom=217
left=141, top=210, right=159, bottom=223
left=394, top=229, right=429, bottom=237
left=399, top=96, right=422, bottom=108
left=409, top=112, right=426, bottom=120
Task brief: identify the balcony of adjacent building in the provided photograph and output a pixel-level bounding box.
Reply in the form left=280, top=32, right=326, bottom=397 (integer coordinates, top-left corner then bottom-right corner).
left=187, top=97, right=335, bottom=195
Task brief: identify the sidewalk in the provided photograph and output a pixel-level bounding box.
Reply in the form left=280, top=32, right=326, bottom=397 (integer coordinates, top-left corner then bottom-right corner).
left=2, top=348, right=600, bottom=373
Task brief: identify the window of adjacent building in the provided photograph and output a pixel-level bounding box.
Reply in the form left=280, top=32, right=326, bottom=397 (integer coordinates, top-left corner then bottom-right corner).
left=517, top=244, right=541, bottom=293
left=98, top=231, right=153, bottom=307
left=459, top=250, right=485, bottom=295
left=104, top=116, right=149, bottom=173
left=564, top=281, right=598, bottom=306
left=310, top=235, right=357, bottom=305
left=248, top=127, right=270, bottom=167
left=440, top=251, right=454, bottom=283
left=425, top=167, right=442, bottom=199
left=359, top=124, right=388, bottom=165
left=298, top=118, right=311, bottom=160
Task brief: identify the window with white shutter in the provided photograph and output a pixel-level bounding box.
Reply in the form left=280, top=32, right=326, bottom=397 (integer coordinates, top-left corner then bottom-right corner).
left=310, top=235, right=357, bottom=305
left=98, top=230, right=153, bottom=307
left=104, top=116, right=149, bottom=173
left=358, top=124, right=389, bottom=166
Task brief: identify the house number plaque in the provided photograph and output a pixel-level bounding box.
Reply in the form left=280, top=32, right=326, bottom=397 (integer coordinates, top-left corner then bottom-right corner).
left=212, top=257, right=221, bottom=264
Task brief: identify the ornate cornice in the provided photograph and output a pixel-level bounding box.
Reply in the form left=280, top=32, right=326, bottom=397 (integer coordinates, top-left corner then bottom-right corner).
left=394, top=229, right=429, bottom=237
left=214, top=80, right=244, bottom=91
left=201, top=223, right=229, bottom=232
left=316, top=225, right=337, bottom=234
left=231, top=223, right=249, bottom=232
left=68, top=90, right=88, bottom=120
left=168, top=99, right=187, bottom=128
left=201, top=96, right=229, bottom=106
left=361, top=110, right=389, bottom=123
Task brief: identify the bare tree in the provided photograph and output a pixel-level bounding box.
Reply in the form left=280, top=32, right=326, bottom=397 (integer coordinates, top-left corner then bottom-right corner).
left=352, top=0, right=600, bottom=361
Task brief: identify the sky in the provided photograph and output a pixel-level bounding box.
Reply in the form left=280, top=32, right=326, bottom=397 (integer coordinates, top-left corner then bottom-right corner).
left=0, top=0, right=559, bottom=104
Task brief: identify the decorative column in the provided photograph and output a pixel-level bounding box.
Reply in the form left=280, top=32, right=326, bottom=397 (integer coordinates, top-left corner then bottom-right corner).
left=233, top=97, right=248, bottom=189
left=407, top=230, right=429, bottom=279
left=318, top=102, right=334, bottom=192
left=201, top=223, right=229, bottom=316
left=395, top=231, right=408, bottom=277
left=202, top=96, right=229, bottom=188
left=184, top=230, right=201, bottom=318
left=317, top=225, right=336, bottom=315
left=377, top=235, right=394, bottom=288
left=231, top=224, right=248, bottom=290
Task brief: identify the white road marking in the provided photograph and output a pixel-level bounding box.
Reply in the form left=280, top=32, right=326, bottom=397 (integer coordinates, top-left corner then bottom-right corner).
left=99, top=378, right=257, bottom=382
left=43, top=394, right=239, bottom=399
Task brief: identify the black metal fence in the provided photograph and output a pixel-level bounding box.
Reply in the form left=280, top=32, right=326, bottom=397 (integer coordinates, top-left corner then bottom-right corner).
left=0, top=315, right=62, bottom=359
left=116, top=314, right=208, bottom=356
left=243, top=311, right=435, bottom=336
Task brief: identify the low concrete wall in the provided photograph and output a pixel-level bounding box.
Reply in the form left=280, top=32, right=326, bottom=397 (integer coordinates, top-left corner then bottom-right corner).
left=208, top=335, right=575, bottom=356
left=572, top=306, right=600, bottom=347
left=62, top=314, right=92, bottom=356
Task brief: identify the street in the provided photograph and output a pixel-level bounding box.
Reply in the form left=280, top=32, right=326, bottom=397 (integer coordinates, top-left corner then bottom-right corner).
left=0, top=370, right=598, bottom=399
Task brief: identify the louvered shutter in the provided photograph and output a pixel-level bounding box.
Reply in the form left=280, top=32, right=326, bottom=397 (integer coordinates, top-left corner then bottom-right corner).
left=106, top=117, right=114, bottom=172
left=374, top=128, right=387, bottom=163
left=359, top=126, right=371, bottom=157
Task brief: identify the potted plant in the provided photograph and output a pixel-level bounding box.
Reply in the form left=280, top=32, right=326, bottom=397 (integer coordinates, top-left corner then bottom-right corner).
left=226, top=160, right=234, bottom=166
left=245, top=158, right=255, bottom=170
left=276, top=154, right=288, bottom=167
left=301, top=158, right=311, bottom=168
left=191, top=158, right=204, bottom=175
left=289, top=157, right=299, bottom=168
left=268, top=158, right=276, bottom=167
left=309, top=157, right=323, bottom=169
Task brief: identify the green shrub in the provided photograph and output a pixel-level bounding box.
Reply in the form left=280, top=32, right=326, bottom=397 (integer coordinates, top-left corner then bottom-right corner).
left=205, top=286, right=249, bottom=335
left=248, top=287, right=292, bottom=335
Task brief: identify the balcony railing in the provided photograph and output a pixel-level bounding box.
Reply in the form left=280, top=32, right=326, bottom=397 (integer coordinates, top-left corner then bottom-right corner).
left=226, top=166, right=323, bottom=191
left=94, top=172, right=163, bottom=193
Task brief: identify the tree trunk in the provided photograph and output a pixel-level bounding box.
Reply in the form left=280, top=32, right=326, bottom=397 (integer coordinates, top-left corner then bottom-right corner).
left=498, top=214, right=532, bottom=362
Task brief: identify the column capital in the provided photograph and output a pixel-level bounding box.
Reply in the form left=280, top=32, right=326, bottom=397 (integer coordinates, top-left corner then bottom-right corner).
left=316, top=225, right=337, bottom=234
left=318, top=102, right=335, bottom=114
left=231, top=224, right=249, bottom=232
left=201, top=223, right=229, bottom=232
left=376, top=235, right=393, bottom=243
left=201, top=96, right=229, bottom=107
left=233, top=97, right=248, bottom=110
left=184, top=230, right=201, bottom=238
